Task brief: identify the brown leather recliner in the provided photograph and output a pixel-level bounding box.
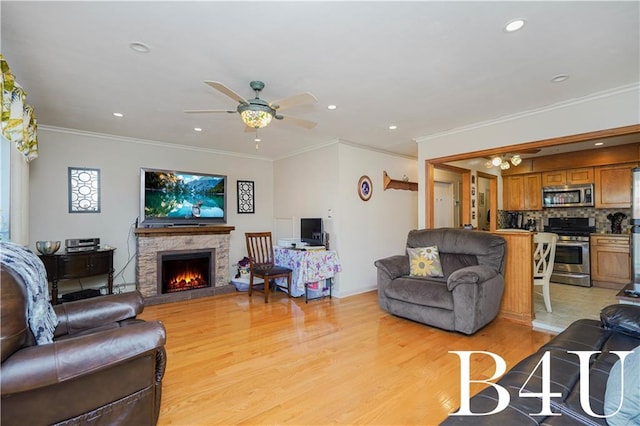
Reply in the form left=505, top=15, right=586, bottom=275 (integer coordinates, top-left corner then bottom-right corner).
left=1, top=266, right=167, bottom=425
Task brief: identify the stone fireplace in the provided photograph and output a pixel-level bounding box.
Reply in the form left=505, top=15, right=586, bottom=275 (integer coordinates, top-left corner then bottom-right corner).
left=135, top=226, right=235, bottom=305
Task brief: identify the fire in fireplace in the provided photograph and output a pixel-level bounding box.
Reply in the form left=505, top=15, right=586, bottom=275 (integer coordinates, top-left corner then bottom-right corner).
left=158, top=249, right=216, bottom=294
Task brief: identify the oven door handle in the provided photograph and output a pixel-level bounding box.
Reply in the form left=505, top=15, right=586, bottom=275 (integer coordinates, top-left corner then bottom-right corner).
left=556, top=242, right=589, bottom=247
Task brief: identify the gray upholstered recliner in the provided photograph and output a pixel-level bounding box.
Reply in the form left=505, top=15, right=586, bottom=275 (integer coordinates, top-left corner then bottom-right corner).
left=375, top=228, right=506, bottom=335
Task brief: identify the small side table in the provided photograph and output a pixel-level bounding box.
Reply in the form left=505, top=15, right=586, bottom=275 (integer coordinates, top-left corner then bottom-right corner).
left=615, top=283, right=640, bottom=306
left=39, top=248, right=115, bottom=304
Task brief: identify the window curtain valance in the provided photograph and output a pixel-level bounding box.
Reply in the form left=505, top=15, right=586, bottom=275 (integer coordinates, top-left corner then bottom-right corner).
left=1, top=54, right=38, bottom=162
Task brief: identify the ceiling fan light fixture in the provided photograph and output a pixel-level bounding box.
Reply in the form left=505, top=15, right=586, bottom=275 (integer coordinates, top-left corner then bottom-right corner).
left=239, top=105, right=273, bottom=129
left=491, top=156, right=503, bottom=166
left=500, top=161, right=511, bottom=170
left=484, top=160, right=494, bottom=169
left=510, top=155, right=522, bottom=166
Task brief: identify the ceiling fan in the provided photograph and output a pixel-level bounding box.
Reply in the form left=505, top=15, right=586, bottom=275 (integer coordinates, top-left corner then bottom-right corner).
left=185, top=80, right=318, bottom=131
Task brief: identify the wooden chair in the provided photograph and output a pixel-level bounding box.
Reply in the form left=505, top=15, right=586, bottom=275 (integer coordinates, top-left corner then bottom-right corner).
left=245, top=232, right=292, bottom=303
left=533, top=232, right=558, bottom=313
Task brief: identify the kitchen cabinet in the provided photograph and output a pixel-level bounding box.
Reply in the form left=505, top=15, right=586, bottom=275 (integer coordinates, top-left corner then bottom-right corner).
left=503, top=173, right=542, bottom=211
left=590, top=234, right=630, bottom=289
left=594, top=163, right=638, bottom=208
left=542, top=167, right=593, bottom=186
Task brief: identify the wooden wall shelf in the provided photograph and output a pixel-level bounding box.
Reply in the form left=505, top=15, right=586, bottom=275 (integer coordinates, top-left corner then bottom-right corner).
left=383, top=171, right=418, bottom=191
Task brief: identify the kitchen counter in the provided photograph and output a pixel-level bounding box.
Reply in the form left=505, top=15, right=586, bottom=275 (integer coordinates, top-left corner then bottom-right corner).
left=492, top=230, right=534, bottom=325
left=495, top=228, right=534, bottom=233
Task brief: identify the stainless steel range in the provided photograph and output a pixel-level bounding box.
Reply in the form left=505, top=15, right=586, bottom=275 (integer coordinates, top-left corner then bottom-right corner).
left=544, top=217, right=595, bottom=287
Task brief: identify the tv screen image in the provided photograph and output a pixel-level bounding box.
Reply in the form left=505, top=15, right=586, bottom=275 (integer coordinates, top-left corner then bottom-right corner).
left=301, top=218, right=323, bottom=245
left=140, top=168, right=227, bottom=226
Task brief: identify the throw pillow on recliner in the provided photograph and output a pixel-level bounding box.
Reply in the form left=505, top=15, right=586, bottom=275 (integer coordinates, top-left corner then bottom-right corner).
left=407, top=246, right=444, bottom=278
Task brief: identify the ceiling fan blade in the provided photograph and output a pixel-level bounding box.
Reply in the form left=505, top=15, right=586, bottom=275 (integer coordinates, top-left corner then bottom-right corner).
left=279, top=114, right=318, bottom=129
left=204, top=81, right=249, bottom=105
left=184, top=109, right=237, bottom=114
left=270, top=92, right=317, bottom=111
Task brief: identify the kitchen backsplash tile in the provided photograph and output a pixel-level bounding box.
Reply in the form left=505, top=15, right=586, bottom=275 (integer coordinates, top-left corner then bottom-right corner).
left=499, top=208, right=632, bottom=233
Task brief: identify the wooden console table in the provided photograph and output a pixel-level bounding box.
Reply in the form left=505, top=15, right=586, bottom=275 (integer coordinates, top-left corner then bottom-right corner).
left=39, top=248, right=115, bottom=304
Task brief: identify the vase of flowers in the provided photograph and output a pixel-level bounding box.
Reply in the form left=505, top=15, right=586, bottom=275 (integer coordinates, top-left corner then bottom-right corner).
left=235, top=256, right=251, bottom=279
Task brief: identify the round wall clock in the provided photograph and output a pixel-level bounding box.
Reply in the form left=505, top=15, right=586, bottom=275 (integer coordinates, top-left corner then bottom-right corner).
left=358, top=175, right=373, bottom=201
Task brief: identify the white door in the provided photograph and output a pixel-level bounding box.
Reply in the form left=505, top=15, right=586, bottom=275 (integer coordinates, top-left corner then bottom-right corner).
left=434, top=181, right=455, bottom=228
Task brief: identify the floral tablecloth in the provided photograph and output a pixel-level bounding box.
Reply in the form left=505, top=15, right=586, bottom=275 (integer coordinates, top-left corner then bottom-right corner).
left=274, top=248, right=342, bottom=297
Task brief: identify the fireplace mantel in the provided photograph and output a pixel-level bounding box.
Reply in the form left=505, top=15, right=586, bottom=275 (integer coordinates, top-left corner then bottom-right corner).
left=136, top=225, right=235, bottom=305
left=134, top=225, right=235, bottom=237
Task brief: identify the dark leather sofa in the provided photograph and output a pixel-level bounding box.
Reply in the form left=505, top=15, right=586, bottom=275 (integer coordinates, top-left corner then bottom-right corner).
left=441, top=304, right=640, bottom=425
left=1, top=266, right=167, bottom=425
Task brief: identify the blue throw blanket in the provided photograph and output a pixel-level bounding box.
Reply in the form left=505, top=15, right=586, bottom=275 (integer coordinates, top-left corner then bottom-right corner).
left=0, top=240, right=58, bottom=344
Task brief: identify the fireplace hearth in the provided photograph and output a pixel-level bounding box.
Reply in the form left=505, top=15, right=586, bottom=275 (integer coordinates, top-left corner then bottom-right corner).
left=159, top=249, right=214, bottom=294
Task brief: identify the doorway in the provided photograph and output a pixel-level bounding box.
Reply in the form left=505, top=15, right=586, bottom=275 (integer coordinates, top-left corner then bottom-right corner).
left=476, top=172, right=497, bottom=231
left=434, top=181, right=457, bottom=228
left=429, top=164, right=468, bottom=229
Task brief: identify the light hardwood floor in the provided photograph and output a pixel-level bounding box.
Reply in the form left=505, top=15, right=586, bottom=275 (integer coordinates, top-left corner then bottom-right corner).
left=139, top=291, right=553, bottom=425
left=532, top=283, right=619, bottom=333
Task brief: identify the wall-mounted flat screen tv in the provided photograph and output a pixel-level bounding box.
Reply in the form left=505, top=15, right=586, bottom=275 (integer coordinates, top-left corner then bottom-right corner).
left=140, top=168, right=227, bottom=226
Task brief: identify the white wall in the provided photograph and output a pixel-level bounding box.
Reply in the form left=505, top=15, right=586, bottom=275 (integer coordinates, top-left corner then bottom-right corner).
left=416, top=84, right=640, bottom=226
left=273, top=143, right=339, bottom=241
left=274, top=142, right=418, bottom=297
left=29, top=127, right=274, bottom=291
left=337, top=143, right=418, bottom=296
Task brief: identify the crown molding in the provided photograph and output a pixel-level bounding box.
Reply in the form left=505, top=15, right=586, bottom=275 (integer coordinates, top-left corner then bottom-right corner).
left=37, top=125, right=273, bottom=162
left=273, top=137, right=417, bottom=161
left=415, top=83, right=640, bottom=144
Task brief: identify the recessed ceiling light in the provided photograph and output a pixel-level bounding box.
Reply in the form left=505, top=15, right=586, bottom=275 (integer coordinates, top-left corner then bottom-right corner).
left=112, top=112, right=124, bottom=118
left=504, top=19, right=526, bottom=32
left=551, top=74, right=570, bottom=83
left=327, top=105, right=337, bottom=110
left=594, top=142, right=604, bottom=146
left=194, top=127, right=202, bottom=132
left=129, top=41, right=150, bottom=53
left=254, top=137, right=261, bottom=142
left=389, top=125, right=397, bottom=130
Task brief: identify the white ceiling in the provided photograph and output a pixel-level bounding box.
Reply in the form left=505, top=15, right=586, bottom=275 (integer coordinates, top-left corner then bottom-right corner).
left=2, top=1, right=639, bottom=160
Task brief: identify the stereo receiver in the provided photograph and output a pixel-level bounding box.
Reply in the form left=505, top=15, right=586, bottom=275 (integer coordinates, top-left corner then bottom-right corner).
left=65, top=238, right=100, bottom=248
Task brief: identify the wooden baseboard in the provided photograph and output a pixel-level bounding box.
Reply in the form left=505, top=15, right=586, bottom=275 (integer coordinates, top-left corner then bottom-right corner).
left=591, top=280, right=628, bottom=290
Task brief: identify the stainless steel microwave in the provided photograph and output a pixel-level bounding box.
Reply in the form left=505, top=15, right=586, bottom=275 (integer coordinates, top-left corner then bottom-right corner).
left=542, top=184, right=594, bottom=208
